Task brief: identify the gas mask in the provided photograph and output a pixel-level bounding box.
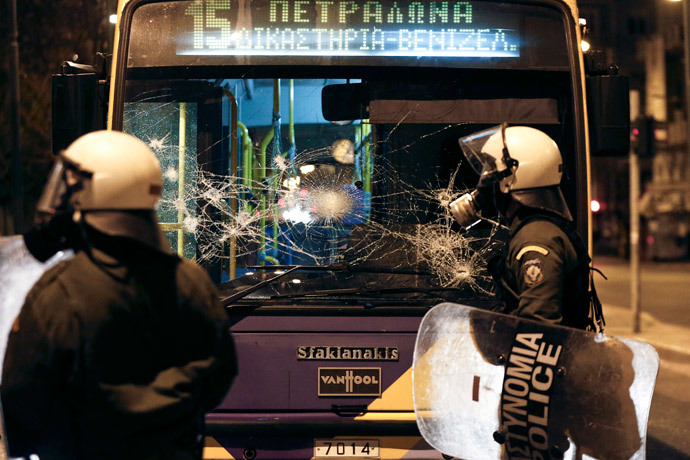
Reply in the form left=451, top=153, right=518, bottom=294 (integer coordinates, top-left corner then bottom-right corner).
left=23, top=157, right=90, bottom=262
left=450, top=124, right=518, bottom=228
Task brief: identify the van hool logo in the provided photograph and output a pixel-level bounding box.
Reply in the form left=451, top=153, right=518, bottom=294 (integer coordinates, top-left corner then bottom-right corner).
left=297, top=346, right=399, bottom=361
left=318, top=368, right=381, bottom=396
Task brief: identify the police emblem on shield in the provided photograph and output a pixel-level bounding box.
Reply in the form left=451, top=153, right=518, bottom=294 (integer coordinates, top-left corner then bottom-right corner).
left=523, top=258, right=544, bottom=285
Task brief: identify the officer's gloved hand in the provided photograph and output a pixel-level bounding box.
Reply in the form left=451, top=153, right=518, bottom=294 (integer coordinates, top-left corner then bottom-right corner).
left=23, top=213, right=80, bottom=262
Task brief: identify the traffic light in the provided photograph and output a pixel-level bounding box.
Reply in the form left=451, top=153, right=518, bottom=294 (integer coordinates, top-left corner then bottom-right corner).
left=630, top=116, right=655, bottom=157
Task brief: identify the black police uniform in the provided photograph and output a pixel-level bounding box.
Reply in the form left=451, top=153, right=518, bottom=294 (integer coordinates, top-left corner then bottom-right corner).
left=497, top=211, right=593, bottom=329
left=1, top=234, right=237, bottom=460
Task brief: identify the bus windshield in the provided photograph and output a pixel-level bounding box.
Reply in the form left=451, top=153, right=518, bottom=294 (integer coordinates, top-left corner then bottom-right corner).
left=120, top=0, right=580, bottom=294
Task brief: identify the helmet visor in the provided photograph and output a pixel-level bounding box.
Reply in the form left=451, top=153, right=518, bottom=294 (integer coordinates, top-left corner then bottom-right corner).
left=458, top=125, right=504, bottom=175
left=36, top=159, right=68, bottom=216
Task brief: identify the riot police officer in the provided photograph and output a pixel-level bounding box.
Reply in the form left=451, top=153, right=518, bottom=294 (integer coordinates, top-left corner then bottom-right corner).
left=449, top=124, right=603, bottom=330
left=2, top=131, right=237, bottom=460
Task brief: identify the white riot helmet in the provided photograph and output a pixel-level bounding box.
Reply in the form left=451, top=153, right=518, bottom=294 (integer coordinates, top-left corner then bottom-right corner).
left=459, top=124, right=563, bottom=193
left=450, top=124, right=572, bottom=228
left=37, top=130, right=166, bottom=249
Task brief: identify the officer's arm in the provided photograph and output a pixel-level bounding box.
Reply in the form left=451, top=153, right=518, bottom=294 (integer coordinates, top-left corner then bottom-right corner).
left=508, top=241, right=567, bottom=325
left=186, top=263, right=238, bottom=413
left=199, top=322, right=237, bottom=413
left=198, top=289, right=237, bottom=412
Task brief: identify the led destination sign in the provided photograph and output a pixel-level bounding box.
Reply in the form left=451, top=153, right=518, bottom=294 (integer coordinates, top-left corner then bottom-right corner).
left=178, top=0, right=520, bottom=58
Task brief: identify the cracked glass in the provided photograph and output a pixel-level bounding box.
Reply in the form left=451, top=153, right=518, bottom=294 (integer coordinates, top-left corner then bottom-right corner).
left=121, top=0, right=575, bottom=299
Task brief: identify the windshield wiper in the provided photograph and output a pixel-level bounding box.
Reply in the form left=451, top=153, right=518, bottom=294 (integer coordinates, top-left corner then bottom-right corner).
left=265, top=286, right=466, bottom=301
left=248, top=264, right=432, bottom=276
left=221, top=263, right=437, bottom=307
left=220, top=264, right=348, bottom=306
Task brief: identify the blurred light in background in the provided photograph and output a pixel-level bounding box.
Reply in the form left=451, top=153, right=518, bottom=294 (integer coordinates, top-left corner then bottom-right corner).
left=579, top=18, right=590, bottom=52
left=109, top=14, right=117, bottom=24
left=591, top=200, right=601, bottom=213
left=300, top=164, right=315, bottom=174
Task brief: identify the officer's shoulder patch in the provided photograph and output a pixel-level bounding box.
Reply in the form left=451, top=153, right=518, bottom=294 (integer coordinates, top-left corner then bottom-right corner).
left=523, top=258, right=545, bottom=286
left=516, top=245, right=549, bottom=261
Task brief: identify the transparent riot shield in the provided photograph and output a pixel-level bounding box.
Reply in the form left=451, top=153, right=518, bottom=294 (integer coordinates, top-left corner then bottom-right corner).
left=0, top=236, right=73, bottom=374
left=0, top=236, right=73, bottom=458
left=413, top=302, right=659, bottom=460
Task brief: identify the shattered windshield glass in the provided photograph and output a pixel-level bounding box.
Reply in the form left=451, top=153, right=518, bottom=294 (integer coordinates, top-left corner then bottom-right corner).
left=122, top=73, right=567, bottom=296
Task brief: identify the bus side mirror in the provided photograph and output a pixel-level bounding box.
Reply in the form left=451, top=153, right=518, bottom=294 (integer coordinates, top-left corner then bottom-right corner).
left=322, top=83, right=369, bottom=122
left=585, top=54, right=630, bottom=157
left=51, top=54, right=110, bottom=154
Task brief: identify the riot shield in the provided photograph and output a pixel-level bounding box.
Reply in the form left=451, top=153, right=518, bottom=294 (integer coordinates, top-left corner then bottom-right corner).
left=0, top=236, right=73, bottom=458
left=413, top=302, right=659, bottom=460
left=0, top=236, right=73, bottom=374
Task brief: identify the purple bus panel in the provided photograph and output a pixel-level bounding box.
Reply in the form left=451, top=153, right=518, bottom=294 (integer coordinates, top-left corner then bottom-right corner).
left=217, top=315, right=422, bottom=411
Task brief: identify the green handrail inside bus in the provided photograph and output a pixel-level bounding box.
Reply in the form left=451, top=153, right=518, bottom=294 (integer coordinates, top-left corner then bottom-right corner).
left=177, top=102, right=187, bottom=257
left=237, top=121, right=253, bottom=213
left=363, top=121, right=372, bottom=195
left=222, top=89, right=239, bottom=280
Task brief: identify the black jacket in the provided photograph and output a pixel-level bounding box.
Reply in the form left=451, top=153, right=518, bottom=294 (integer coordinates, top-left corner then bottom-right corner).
left=1, top=240, right=237, bottom=460
left=493, top=211, right=592, bottom=329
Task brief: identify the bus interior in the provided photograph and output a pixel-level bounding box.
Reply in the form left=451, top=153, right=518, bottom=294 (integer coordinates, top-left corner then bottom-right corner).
left=122, top=67, right=577, bottom=293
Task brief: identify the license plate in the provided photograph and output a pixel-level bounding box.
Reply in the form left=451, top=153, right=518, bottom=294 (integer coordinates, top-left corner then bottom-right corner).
left=314, top=439, right=380, bottom=458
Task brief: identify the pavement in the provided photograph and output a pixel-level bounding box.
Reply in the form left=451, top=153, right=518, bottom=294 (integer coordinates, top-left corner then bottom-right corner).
left=593, top=254, right=690, bottom=358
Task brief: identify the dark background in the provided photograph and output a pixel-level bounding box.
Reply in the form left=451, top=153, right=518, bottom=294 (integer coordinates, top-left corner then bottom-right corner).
left=0, top=0, right=114, bottom=233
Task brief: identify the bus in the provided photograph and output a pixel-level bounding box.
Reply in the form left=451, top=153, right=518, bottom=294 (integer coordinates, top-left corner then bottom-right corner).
left=52, top=0, right=630, bottom=458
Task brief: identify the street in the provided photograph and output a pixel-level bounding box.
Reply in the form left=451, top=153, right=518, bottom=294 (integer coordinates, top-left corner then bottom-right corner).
left=594, top=256, right=690, bottom=459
